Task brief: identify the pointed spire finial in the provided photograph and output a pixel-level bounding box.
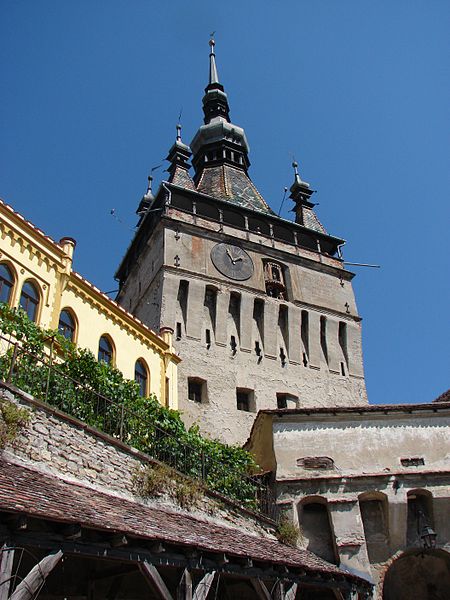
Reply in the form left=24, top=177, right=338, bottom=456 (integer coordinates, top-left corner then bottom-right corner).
left=292, top=160, right=310, bottom=188
left=209, top=35, right=219, bottom=85
left=146, top=174, right=153, bottom=196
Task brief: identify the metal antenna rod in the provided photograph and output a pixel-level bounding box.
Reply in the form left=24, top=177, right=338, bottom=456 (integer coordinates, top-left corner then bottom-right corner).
left=343, top=262, right=381, bottom=268
left=277, top=187, right=288, bottom=216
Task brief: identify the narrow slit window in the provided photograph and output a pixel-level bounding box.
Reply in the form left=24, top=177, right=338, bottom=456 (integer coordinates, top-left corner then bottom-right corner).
left=301, top=310, right=309, bottom=359
left=338, top=321, right=348, bottom=365
left=320, top=316, right=328, bottom=364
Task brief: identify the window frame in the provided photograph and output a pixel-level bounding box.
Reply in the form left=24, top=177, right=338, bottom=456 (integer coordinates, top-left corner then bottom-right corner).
left=58, top=308, right=77, bottom=342
left=188, top=377, right=206, bottom=403
left=236, top=388, right=255, bottom=412
left=134, top=358, right=149, bottom=397
left=19, top=279, right=41, bottom=323
left=0, top=262, right=16, bottom=306
left=98, top=334, right=115, bottom=365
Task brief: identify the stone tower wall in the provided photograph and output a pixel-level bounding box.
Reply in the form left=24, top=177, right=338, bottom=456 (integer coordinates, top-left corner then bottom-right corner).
left=118, top=211, right=367, bottom=444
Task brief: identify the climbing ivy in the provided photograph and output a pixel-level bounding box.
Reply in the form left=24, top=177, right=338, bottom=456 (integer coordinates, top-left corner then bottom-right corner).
left=0, top=303, right=261, bottom=509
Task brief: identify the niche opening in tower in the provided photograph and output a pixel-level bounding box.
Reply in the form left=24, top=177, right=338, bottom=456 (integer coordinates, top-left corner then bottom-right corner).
left=264, top=262, right=287, bottom=299
left=188, top=378, right=207, bottom=404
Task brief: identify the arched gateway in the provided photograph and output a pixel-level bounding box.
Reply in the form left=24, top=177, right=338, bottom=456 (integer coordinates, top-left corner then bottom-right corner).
left=383, top=549, right=450, bottom=600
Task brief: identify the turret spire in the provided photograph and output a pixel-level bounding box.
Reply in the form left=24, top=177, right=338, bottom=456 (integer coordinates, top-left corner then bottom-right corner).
left=289, top=160, right=325, bottom=231
left=166, top=123, right=195, bottom=190
left=136, top=174, right=155, bottom=221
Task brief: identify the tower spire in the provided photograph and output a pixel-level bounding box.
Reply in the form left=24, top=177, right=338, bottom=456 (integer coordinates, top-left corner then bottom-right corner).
left=202, top=37, right=230, bottom=124
left=209, top=37, right=219, bottom=85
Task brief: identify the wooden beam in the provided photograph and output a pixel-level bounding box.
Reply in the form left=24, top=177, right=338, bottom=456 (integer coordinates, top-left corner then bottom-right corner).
left=0, top=545, right=15, bottom=600
left=250, top=578, right=271, bottom=600
left=177, top=568, right=192, bottom=600
left=9, top=550, right=63, bottom=600
left=272, top=580, right=285, bottom=600
left=139, top=562, right=174, bottom=600
left=192, top=572, right=215, bottom=600
left=285, top=583, right=298, bottom=600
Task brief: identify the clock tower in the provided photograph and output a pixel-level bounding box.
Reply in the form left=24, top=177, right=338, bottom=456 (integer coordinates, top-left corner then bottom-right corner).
left=115, top=40, right=368, bottom=444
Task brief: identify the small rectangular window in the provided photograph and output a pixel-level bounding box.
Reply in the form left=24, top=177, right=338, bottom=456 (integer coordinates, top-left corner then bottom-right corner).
left=188, top=378, right=205, bottom=403
left=206, top=329, right=211, bottom=348
left=176, top=322, right=182, bottom=340
left=236, top=388, right=254, bottom=412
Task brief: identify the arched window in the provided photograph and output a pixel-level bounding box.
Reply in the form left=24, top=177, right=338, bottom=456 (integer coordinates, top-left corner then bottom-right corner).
left=98, top=335, right=114, bottom=364
left=58, top=309, right=76, bottom=341
left=134, top=359, right=149, bottom=397
left=299, top=498, right=338, bottom=564
left=0, top=264, right=15, bottom=305
left=359, top=492, right=390, bottom=563
left=407, top=489, right=434, bottom=547
left=19, top=280, right=40, bottom=322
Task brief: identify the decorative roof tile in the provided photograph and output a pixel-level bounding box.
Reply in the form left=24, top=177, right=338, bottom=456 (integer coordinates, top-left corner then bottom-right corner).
left=197, top=165, right=275, bottom=215
left=171, top=166, right=196, bottom=190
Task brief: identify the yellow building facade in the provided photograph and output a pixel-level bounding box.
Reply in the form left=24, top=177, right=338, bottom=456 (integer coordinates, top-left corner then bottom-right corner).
left=0, top=198, right=179, bottom=408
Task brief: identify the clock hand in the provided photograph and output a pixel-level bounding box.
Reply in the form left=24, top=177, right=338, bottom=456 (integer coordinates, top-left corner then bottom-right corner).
left=226, top=248, right=235, bottom=263
left=233, top=256, right=243, bottom=263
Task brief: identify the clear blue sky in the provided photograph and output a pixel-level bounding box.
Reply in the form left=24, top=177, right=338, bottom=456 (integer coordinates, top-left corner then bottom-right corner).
left=1, top=1, right=449, bottom=405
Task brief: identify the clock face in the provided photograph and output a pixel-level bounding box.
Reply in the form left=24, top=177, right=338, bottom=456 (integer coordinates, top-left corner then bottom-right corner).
left=211, top=243, right=254, bottom=281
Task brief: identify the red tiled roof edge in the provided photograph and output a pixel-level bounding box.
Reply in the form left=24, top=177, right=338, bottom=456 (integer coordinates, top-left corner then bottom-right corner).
left=0, top=458, right=368, bottom=586
left=260, top=402, right=450, bottom=416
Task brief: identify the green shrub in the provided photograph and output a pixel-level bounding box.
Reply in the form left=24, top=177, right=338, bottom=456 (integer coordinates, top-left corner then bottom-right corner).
left=0, top=397, right=30, bottom=449
left=133, top=464, right=203, bottom=510
left=276, top=517, right=299, bottom=546
left=0, top=304, right=262, bottom=510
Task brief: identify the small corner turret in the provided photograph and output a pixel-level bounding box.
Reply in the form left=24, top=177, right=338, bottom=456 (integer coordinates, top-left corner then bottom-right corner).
left=289, top=161, right=326, bottom=234
left=136, top=175, right=155, bottom=223
left=166, top=124, right=195, bottom=190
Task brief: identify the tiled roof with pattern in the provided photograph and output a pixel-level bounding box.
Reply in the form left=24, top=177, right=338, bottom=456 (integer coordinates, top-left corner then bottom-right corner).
left=0, top=458, right=363, bottom=583
left=196, top=165, right=275, bottom=215
left=302, top=207, right=327, bottom=234
left=170, top=166, right=196, bottom=191
left=433, top=389, right=450, bottom=403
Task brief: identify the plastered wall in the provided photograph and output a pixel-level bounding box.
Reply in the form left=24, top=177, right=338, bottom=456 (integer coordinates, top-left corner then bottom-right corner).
left=262, top=407, right=450, bottom=598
